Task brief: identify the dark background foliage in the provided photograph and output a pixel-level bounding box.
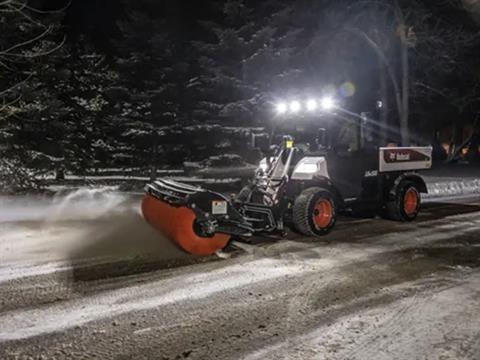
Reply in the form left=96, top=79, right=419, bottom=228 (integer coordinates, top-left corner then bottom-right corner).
left=1, top=0, right=480, bottom=183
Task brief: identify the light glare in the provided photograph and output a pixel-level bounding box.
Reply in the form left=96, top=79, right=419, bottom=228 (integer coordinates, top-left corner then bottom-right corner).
left=290, top=101, right=301, bottom=112
left=276, top=102, right=287, bottom=114
left=321, top=96, right=335, bottom=110
left=306, top=99, right=318, bottom=111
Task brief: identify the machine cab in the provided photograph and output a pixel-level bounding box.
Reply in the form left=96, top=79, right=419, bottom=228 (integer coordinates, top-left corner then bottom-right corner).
left=324, top=113, right=380, bottom=201
left=267, top=111, right=381, bottom=202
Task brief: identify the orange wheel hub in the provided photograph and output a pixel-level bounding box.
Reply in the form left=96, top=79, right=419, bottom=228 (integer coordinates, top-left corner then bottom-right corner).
left=404, top=188, right=419, bottom=216
left=141, top=194, right=230, bottom=256
left=313, top=199, right=333, bottom=229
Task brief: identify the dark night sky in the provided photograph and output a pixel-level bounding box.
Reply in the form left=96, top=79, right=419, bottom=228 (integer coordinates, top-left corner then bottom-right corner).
left=35, top=0, right=479, bottom=117
left=39, top=0, right=221, bottom=52
left=37, top=0, right=479, bottom=52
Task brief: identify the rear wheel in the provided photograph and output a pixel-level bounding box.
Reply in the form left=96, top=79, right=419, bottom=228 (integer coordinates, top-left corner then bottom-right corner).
left=292, top=187, right=337, bottom=237
left=384, top=180, right=421, bottom=221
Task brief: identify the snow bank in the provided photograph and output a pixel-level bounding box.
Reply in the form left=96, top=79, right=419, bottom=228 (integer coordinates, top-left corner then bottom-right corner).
left=424, top=178, right=480, bottom=199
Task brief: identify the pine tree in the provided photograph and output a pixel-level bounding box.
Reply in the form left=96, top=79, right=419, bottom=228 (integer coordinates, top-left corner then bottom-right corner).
left=0, top=0, right=65, bottom=190
left=192, top=0, right=304, bottom=125
left=112, top=0, right=198, bottom=171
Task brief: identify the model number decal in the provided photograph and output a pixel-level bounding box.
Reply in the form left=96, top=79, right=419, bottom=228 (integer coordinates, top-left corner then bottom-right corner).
left=364, top=170, right=378, bottom=177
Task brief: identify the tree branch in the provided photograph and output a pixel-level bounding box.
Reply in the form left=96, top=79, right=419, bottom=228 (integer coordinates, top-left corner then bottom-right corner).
left=1, top=35, right=66, bottom=59
left=11, top=0, right=71, bottom=14
left=0, top=73, right=33, bottom=97
left=0, top=93, right=22, bottom=113
left=0, top=25, right=52, bottom=55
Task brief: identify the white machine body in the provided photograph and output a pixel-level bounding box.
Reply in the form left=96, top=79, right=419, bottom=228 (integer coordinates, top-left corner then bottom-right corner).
left=291, top=157, right=329, bottom=180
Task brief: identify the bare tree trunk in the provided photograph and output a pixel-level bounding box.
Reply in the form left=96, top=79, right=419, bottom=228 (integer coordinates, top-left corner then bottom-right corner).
left=447, top=116, right=480, bottom=163
left=348, top=0, right=413, bottom=147
left=447, top=122, right=456, bottom=160
left=448, top=123, right=465, bottom=162
left=55, top=168, right=65, bottom=180
left=150, top=133, right=158, bottom=181
left=379, top=60, right=388, bottom=145
left=395, top=0, right=410, bottom=146
left=399, top=25, right=410, bottom=146
left=467, top=131, right=480, bottom=163
left=344, top=27, right=404, bottom=127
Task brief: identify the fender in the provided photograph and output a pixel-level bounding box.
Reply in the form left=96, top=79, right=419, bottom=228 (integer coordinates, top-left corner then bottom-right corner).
left=388, top=172, right=428, bottom=199
left=287, top=175, right=345, bottom=209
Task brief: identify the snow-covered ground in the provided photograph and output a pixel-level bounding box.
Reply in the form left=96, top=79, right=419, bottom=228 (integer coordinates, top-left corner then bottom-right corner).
left=0, top=189, right=188, bottom=281
left=1, top=178, right=480, bottom=359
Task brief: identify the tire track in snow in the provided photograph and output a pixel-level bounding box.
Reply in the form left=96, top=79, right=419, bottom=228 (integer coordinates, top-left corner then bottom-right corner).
left=245, top=271, right=480, bottom=360
left=0, top=258, right=323, bottom=342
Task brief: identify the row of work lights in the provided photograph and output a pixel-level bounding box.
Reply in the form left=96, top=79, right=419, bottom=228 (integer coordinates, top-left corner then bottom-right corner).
left=275, top=96, right=336, bottom=114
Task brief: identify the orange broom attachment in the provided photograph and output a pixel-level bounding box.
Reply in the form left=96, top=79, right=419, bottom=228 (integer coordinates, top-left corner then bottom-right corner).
left=141, top=194, right=230, bottom=256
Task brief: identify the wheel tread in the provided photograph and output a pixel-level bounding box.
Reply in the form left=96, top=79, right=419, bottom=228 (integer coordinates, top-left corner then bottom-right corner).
left=292, top=187, right=336, bottom=237
left=292, top=187, right=320, bottom=236
left=384, top=180, right=420, bottom=222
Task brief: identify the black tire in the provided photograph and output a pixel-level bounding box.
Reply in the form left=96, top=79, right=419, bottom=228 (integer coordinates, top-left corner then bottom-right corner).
left=384, top=180, right=421, bottom=222
left=292, top=187, right=337, bottom=237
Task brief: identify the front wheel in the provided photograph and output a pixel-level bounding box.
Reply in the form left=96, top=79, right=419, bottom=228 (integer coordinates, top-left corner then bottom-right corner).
left=384, top=180, right=421, bottom=222
left=292, top=187, right=337, bottom=237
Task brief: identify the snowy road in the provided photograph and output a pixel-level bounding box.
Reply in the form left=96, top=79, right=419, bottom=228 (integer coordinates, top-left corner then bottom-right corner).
left=1, top=192, right=480, bottom=359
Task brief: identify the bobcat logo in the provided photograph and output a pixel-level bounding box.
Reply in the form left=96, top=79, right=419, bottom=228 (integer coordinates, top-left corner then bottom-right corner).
left=389, top=152, right=410, bottom=161
left=384, top=149, right=428, bottom=163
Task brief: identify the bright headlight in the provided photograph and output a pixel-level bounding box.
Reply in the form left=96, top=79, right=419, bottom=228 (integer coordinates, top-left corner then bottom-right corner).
left=276, top=102, right=287, bottom=114
left=259, top=158, right=269, bottom=172
left=290, top=101, right=301, bottom=112
left=320, top=96, right=335, bottom=110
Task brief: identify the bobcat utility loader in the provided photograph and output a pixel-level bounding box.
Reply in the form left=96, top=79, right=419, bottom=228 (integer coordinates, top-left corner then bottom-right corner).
left=142, top=110, right=432, bottom=256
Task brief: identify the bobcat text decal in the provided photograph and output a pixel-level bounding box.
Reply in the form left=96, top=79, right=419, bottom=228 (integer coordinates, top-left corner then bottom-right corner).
left=383, top=149, right=431, bottom=163
left=379, top=147, right=433, bottom=172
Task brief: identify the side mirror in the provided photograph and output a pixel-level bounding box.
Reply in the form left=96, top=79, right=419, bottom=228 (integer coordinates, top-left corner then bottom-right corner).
left=316, top=128, right=327, bottom=148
